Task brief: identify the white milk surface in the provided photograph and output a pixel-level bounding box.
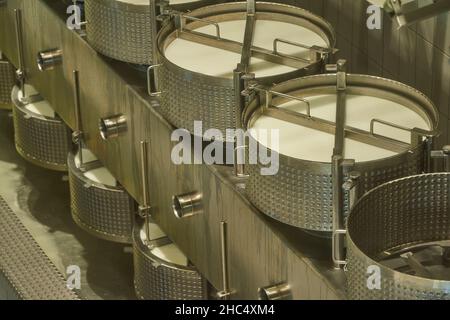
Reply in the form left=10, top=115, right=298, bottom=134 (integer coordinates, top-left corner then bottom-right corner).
left=75, top=148, right=117, bottom=186
left=250, top=94, right=431, bottom=162
left=165, top=19, right=328, bottom=78
left=151, top=243, right=189, bottom=267
left=18, top=84, right=56, bottom=118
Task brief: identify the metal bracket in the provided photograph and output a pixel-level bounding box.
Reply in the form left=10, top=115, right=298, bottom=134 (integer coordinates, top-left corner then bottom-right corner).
left=431, top=145, right=450, bottom=172
left=343, top=171, right=361, bottom=210
left=233, top=64, right=253, bottom=177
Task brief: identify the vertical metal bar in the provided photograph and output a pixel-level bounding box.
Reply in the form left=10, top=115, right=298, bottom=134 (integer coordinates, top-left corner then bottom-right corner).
left=72, top=70, right=84, bottom=165
left=240, top=0, right=255, bottom=73
left=14, top=9, right=25, bottom=96
left=331, top=156, right=345, bottom=268
left=331, top=60, right=348, bottom=269
left=140, top=141, right=151, bottom=241
left=233, top=66, right=247, bottom=177
left=218, top=221, right=232, bottom=300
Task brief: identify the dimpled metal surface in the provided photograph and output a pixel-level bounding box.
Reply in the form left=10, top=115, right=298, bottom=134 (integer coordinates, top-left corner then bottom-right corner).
left=133, top=226, right=207, bottom=300
left=242, top=74, right=438, bottom=233
left=347, top=173, right=450, bottom=300
left=12, top=92, right=71, bottom=171
left=158, top=63, right=237, bottom=140
left=68, top=153, right=136, bottom=244
left=85, top=0, right=153, bottom=65
left=245, top=145, right=424, bottom=232
left=0, top=60, right=14, bottom=107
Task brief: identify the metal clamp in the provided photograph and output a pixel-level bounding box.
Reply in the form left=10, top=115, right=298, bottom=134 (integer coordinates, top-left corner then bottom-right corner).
left=233, top=63, right=252, bottom=177
left=146, top=64, right=162, bottom=97
left=343, top=171, right=361, bottom=210
left=431, top=145, right=450, bottom=172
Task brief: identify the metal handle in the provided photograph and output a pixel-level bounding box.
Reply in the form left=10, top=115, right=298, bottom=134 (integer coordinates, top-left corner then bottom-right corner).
left=249, top=85, right=311, bottom=118
left=146, top=64, right=162, bottom=97
left=180, top=14, right=221, bottom=39
left=370, top=118, right=414, bottom=136
left=273, top=38, right=317, bottom=63
left=172, top=192, right=202, bottom=219
left=332, top=229, right=347, bottom=266
left=370, top=118, right=433, bottom=146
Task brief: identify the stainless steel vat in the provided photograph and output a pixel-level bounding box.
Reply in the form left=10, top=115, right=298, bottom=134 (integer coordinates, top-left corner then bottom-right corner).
left=68, top=150, right=136, bottom=244
left=346, top=173, right=450, bottom=300
left=242, top=74, right=439, bottom=233
left=11, top=85, right=71, bottom=171
left=133, top=221, right=208, bottom=300
left=155, top=1, right=336, bottom=141
left=84, top=0, right=224, bottom=65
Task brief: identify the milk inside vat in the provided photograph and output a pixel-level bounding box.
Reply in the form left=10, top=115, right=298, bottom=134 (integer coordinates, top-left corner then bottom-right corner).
left=165, top=19, right=328, bottom=78
left=75, top=148, right=117, bottom=187
left=18, top=84, right=55, bottom=118
left=249, top=94, right=431, bottom=163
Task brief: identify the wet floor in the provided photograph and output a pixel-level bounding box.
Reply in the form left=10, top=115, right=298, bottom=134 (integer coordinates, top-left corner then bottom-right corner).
left=0, top=109, right=136, bottom=300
